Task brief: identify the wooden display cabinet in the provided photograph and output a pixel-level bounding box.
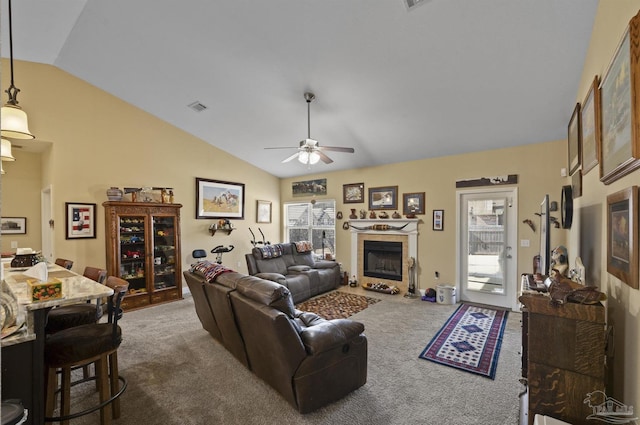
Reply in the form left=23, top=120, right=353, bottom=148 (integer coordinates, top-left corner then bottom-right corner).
left=104, top=201, right=183, bottom=310
left=519, top=294, right=606, bottom=425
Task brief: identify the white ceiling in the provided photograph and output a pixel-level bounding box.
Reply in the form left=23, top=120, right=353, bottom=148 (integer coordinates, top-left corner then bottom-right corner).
left=1, top=0, right=598, bottom=178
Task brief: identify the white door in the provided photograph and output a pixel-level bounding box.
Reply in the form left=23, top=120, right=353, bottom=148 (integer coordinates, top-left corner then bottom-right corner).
left=41, top=185, right=54, bottom=262
left=457, top=188, right=518, bottom=310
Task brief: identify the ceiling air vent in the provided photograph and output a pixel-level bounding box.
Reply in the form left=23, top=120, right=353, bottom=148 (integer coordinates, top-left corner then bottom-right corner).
left=187, top=101, right=208, bottom=112
left=405, top=0, right=429, bottom=10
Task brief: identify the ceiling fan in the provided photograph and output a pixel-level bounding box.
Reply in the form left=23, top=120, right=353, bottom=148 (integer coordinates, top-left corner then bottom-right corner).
left=266, top=92, right=354, bottom=165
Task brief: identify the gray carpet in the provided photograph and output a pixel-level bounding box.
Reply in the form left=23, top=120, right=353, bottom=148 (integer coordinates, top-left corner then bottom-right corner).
left=68, top=291, right=523, bottom=425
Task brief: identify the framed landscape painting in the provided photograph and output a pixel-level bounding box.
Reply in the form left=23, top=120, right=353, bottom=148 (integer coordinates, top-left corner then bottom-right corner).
left=368, top=186, right=398, bottom=210
left=196, top=177, right=245, bottom=219
left=568, top=103, right=581, bottom=176
left=1, top=217, right=26, bottom=234
left=580, top=76, right=600, bottom=174
left=599, top=23, right=640, bottom=184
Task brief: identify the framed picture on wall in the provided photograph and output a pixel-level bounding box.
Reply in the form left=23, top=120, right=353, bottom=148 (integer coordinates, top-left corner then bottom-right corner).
left=65, top=203, right=96, bottom=239
left=606, top=186, right=638, bottom=289
left=1, top=217, right=26, bottom=234
left=256, top=200, right=272, bottom=223
left=580, top=75, right=600, bottom=174
left=368, top=186, right=398, bottom=210
left=196, top=177, right=245, bottom=219
left=599, top=22, right=640, bottom=184
left=403, top=192, right=425, bottom=215
left=433, top=210, right=444, bottom=231
left=343, top=183, right=364, bottom=203
left=568, top=102, right=581, bottom=176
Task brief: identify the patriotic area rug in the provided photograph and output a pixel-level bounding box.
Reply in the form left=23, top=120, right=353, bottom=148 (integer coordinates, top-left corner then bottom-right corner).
left=418, top=303, right=508, bottom=379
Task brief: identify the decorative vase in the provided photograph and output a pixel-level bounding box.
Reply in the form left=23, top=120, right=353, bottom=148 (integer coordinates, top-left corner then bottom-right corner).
left=106, top=187, right=123, bottom=201
left=349, top=209, right=357, bottom=219
left=378, top=211, right=389, bottom=219
left=392, top=211, right=401, bottom=219
left=369, top=210, right=377, bottom=219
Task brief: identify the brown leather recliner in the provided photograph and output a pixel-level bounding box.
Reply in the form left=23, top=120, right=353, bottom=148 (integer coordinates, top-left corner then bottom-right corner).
left=230, top=277, right=367, bottom=413
left=183, top=266, right=367, bottom=413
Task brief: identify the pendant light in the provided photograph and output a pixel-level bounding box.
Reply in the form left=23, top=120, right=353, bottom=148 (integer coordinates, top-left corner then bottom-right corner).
left=1, top=138, right=16, bottom=161
left=1, top=0, right=35, bottom=139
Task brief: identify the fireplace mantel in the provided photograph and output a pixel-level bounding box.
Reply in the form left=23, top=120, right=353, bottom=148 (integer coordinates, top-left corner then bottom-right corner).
left=349, top=219, right=419, bottom=291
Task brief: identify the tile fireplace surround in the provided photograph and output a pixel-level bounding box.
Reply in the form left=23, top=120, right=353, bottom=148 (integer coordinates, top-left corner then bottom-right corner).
left=349, top=218, right=419, bottom=293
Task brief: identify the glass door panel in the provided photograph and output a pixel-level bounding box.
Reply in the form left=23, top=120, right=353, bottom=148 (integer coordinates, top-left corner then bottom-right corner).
left=466, top=197, right=506, bottom=294
left=118, top=215, right=148, bottom=294
left=152, top=215, right=177, bottom=291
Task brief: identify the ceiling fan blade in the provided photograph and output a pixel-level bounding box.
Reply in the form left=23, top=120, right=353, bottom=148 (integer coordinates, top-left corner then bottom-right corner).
left=281, top=151, right=301, bottom=163
left=265, top=146, right=298, bottom=150
left=317, top=150, right=334, bottom=164
left=318, top=146, right=355, bottom=153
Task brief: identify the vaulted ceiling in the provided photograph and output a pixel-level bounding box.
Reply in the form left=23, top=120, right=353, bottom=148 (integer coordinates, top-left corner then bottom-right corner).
left=0, top=0, right=598, bottom=178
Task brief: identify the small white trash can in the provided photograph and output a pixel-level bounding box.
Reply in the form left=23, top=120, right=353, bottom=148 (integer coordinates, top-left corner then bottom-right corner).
left=436, top=285, right=456, bottom=304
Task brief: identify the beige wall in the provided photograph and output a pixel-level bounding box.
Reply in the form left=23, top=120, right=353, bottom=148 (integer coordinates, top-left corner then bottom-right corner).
left=1, top=149, right=42, bottom=251
left=0, top=61, right=280, bottom=274
left=280, top=139, right=568, bottom=302
left=573, top=0, right=640, bottom=408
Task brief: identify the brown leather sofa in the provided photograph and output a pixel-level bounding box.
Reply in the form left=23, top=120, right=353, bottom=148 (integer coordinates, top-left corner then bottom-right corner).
left=183, top=265, right=367, bottom=413
left=245, top=242, right=341, bottom=303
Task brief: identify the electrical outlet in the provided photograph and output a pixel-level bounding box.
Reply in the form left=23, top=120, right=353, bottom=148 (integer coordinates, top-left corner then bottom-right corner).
left=520, top=239, right=530, bottom=247
left=237, top=261, right=242, bottom=267
left=10, top=241, right=18, bottom=248
left=435, top=271, right=439, bottom=279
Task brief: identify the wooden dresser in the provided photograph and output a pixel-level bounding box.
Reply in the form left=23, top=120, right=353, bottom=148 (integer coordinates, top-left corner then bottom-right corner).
left=519, top=294, right=606, bottom=425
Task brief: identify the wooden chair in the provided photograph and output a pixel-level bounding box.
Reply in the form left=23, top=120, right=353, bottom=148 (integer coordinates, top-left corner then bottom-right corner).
left=44, top=276, right=129, bottom=425
left=55, top=258, right=74, bottom=270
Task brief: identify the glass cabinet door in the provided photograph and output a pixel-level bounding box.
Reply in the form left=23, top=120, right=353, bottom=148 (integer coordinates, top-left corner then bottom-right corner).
left=152, top=215, right=177, bottom=291
left=118, top=215, right=148, bottom=295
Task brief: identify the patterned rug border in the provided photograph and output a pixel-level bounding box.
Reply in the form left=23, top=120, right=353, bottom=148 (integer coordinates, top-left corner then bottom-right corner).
left=418, top=303, right=508, bottom=380
left=295, top=290, right=381, bottom=320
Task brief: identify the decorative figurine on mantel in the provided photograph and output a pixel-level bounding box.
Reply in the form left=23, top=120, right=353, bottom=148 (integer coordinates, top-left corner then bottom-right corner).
left=349, top=209, right=358, bottom=219
left=359, top=209, right=367, bottom=219
left=392, top=211, right=401, bottom=219
left=378, top=211, right=388, bottom=219
left=369, top=210, right=377, bottom=219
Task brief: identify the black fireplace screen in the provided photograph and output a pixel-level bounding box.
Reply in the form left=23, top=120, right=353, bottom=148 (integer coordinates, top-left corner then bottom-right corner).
left=363, top=240, right=402, bottom=281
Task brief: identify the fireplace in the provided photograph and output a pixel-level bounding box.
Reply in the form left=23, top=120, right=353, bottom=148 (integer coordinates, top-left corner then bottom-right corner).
left=349, top=218, right=419, bottom=293
left=363, top=240, right=402, bottom=281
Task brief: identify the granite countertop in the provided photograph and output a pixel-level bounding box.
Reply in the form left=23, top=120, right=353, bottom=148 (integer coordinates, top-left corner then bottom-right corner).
left=1, top=263, right=114, bottom=347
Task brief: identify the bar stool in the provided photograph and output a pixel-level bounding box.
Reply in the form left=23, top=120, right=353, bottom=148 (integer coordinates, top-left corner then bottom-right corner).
left=45, top=267, right=108, bottom=334
left=54, top=258, right=74, bottom=270
left=44, top=276, right=129, bottom=425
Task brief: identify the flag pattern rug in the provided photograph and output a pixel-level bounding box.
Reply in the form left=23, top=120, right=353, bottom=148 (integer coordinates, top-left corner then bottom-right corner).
left=418, top=303, right=508, bottom=379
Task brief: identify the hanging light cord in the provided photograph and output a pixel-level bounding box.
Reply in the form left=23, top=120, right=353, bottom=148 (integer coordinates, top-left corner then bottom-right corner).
left=5, top=0, right=21, bottom=106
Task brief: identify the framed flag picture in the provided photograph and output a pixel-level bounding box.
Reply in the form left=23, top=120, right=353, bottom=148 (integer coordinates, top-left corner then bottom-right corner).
left=65, top=202, right=96, bottom=239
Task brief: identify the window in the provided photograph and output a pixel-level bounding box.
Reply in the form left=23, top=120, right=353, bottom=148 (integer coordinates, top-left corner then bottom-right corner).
left=284, top=200, right=335, bottom=258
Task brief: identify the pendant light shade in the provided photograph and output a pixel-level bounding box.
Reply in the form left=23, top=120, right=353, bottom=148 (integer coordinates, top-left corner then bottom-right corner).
left=1, top=0, right=35, bottom=140
left=1, top=105, right=33, bottom=139
left=1, top=138, right=16, bottom=161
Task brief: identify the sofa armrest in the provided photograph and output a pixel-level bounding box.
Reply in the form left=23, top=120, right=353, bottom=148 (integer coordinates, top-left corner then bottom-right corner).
left=299, top=319, right=365, bottom=355
left=288, top=265, right=311, bottom=273
left=313, top=260, right=338, bottom=270
left=255, top=272, right=287, bottom=285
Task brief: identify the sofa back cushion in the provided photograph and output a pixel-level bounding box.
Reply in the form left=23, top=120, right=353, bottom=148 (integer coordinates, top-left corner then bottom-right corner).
left=252, top=247, right=288, bottom=275
left=235, top=276, right=296, bottom=318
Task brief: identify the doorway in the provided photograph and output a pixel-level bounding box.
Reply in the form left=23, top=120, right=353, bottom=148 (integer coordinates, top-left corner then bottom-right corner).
left=41, top=185, right=54, bottom=262
left=457, top=187, right=518, bottom=310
